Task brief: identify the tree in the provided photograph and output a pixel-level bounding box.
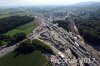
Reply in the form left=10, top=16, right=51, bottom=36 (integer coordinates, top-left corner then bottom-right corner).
left=32, top=39, right=53, bottom=54
left=15, top=40, right=35, bottom=55
left=0, top=16, right=34, bottom=34
left=13, top=32, right=26, bottom=42
left=0, top=41, right=2, bottom=46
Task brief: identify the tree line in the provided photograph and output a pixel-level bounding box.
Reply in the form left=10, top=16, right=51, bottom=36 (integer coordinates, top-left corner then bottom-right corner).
left=53, top=12, right=100, bottom=45
left=53, top=19, right=70, bottom=31
left=15, top=39, right=54, bottom=55
left=75, top=17, right=100, bottom=45
left=0, top=15, right=34, bottom=47
left=0, top=32, right=26, bottom=46
left=0, top=15, right=34, bottom=34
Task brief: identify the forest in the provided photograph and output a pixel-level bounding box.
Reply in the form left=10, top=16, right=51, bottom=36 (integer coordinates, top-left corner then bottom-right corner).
left=53, top=19, right=70, bottom=31
left=0, top=15, right=35, bottom=46
left=75, top=15, right=100, bottom=45
left=53, top=10, right=100, bottom=45
left=0, top=16, right=34, bottom=34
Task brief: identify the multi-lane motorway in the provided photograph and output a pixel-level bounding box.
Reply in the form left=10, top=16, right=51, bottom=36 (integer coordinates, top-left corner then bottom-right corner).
left=0, top=13, right=99, bottom=66
left=0, top=16, right=44, bottom=57
left=45, top=18, right=100, bottom=66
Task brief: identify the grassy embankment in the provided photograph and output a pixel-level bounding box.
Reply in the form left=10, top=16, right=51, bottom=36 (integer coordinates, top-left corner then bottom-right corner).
left=0, top=39, right=51, bottom=66
left=0, top=51, right=50, bottom=66
left=0, top=11, right=38, bottom=36
left=0, top=11, right=32, bottom=19
left=5, top=20, right=38, bottom=36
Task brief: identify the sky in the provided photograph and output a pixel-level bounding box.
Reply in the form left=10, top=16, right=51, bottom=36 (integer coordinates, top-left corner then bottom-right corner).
left=0, top=0, right=100, bottom=6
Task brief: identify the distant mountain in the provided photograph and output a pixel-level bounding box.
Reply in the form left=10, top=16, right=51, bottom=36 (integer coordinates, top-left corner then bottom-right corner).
left=71, top=1, right=100, bottom=7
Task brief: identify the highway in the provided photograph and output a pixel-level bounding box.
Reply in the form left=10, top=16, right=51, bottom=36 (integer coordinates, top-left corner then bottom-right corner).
left=38, top=14, right=100, bottom=66
left=47, top=22, right=99, bottom=66
left=39, top=13, right=98, bottom=65
left=0, top=16, right=44, bottom=57
left=0, top=12, right=99, bottom=66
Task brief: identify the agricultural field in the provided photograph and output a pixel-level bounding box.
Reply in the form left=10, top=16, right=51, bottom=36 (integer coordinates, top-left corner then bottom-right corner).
left=0, top=51, right=50, bottom=66
left=0, top=10, right=32, bottom=19
left=0, top=39, right=51, bottom=66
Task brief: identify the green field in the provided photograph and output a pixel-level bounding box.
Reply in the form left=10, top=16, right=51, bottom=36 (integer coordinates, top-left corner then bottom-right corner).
left=1, top=10, right=37, bottom=36
left=0, top=11, right=32, bottom=19
left=0, top=51, right=50, bottom=66
left=5, top=21, right=38, bottom=36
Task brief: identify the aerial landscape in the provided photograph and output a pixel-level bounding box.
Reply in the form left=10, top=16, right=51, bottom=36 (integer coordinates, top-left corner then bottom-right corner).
left=0, top=0, right=100, bottom=66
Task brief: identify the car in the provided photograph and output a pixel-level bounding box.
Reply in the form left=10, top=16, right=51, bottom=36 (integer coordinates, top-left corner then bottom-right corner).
left=0, top=47, right=2, bottom=50
left=74, top=37, right=77, bottom=39
left=75, top=42, right=79, bottom=46
left=72, top=46, right=77, bottom=50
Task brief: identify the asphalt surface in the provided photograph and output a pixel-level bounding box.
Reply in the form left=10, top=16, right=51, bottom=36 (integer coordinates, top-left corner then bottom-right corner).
left=0, top=14, right=99, bottom=66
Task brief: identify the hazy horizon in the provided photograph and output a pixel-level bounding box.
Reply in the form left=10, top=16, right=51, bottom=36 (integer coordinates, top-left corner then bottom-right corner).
left=0, top=0, right=100, bottom=6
